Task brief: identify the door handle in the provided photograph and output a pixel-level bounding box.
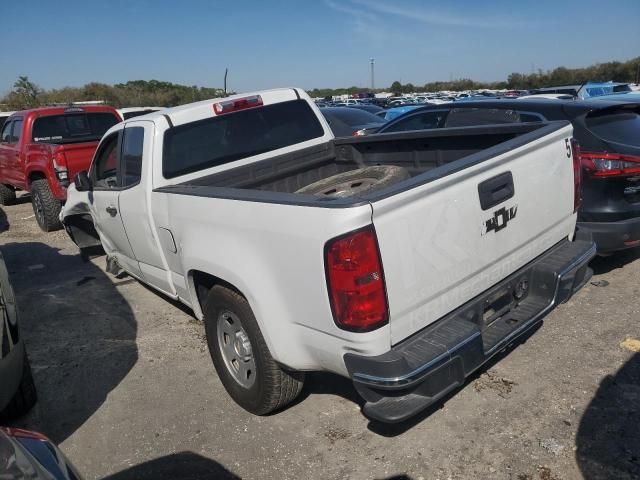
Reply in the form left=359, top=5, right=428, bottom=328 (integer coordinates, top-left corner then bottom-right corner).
left=478, top=172, right=514, bottom=211
left=106, top=205, right=118, bottom=217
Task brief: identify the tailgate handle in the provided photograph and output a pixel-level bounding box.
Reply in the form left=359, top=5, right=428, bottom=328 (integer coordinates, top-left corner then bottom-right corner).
left=478, top=172, right=514, bottom=210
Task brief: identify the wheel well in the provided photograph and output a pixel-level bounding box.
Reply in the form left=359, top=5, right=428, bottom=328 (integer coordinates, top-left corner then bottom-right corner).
left=191, top=270, right=244, bottom=316
left=28, top=171, right=46, bottom=186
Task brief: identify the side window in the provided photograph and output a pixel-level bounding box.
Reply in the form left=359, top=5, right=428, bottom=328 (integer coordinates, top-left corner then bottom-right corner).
left=10, top=119, right=23, bottom=143
left=0, top=121, right=12, bottom=143
left=384, top=111, right=447, bottom=133
left=121, top=127, right=144, bottom=187
left=93, top=133, right=120, bottom=189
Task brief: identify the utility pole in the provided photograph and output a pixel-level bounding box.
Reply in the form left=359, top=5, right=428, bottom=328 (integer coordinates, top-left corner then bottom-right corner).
left=224, top=68, right=228, bottom=96
left=370, top=58, right=375, bottom=90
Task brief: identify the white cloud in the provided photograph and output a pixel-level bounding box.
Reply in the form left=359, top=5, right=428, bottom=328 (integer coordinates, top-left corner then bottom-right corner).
left=350, top=0, right=537, bottom=29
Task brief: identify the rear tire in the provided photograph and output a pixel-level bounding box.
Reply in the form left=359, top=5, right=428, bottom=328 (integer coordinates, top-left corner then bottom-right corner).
left=0, top=350, right=37, bottom=420
left=0, top=184, right=16, bottom=206
left=31, top=179, right=62, bottom=232
left=203, top=285, right=304, bottom=415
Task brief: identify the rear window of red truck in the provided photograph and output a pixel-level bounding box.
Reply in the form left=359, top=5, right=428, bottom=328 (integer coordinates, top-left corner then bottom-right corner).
left=32, top=113, right=119, bottom=144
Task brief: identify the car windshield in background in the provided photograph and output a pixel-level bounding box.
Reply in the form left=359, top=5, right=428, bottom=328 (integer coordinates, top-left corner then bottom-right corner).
left=585, top=108, right=640, bottom=147
left=163, top=99, right=324, bottom=179
left=32, top=113, right=119, bottom=144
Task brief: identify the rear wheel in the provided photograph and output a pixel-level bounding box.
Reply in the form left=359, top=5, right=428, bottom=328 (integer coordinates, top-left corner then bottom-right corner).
left=0, top=350, right=37, bottom=420
left=31, top=179, right=62, bottom=232
left=0, top=184, right=16, bottom=206
left=203, top=285, right=304, bottom=415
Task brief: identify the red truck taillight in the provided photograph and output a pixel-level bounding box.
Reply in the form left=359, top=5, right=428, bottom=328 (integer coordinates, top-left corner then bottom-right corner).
left=324, top=225, right=388, bottom=332
left=53, top=151, right=69, bottom=183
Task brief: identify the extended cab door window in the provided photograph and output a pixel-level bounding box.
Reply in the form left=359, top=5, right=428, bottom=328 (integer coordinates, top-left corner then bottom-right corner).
left=10, top=119, right=23, bottom=143
left=121, top=126, right=144, bottom=188
left=92, top=132, right=121, bottom=189
left=0, top=121, right=12, bottom=143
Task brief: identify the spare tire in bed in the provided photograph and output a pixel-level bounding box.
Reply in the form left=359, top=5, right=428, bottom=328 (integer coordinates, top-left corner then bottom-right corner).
left=295, top=165, right=410, bottom=198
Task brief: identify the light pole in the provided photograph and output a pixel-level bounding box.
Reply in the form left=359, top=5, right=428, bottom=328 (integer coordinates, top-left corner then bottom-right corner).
left=370, top=58, right=375, bottom=90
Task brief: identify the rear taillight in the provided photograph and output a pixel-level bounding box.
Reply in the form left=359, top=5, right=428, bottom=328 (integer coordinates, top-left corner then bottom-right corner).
left=580, top=151, right=640, bottom=178
left=324, top=226, right=388, bottom=332
left=213, top=95, right=263, bottom=115
left=53, top=151, right=69, bottom=183
left=571, top=139, right=582, bottom=212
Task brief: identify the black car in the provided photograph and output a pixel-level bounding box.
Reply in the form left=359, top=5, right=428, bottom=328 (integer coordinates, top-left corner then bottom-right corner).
left=377, top=98, right=640, bottom=253
left=320, top=107, right=385, bottom=137
left=0, top=251, right=37, bottom=420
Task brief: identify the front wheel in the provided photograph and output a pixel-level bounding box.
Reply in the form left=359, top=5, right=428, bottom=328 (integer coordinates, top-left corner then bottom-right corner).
left=31, top=179, right=62, bottom=232
left=203, top=285, right=304, bottom=415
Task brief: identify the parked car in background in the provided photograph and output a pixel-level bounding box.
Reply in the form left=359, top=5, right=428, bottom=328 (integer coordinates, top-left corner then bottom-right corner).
left=0, top=106, right=121, bottom=230
left=377, top=98, right=640, bottom=253
left=0, top=112, right=15, bottom=131
left=320, top=106, right=385, bottom=136
left=518, top=94, right=575, bottom=100
left=381, top=105, right=422, bottom=121
left=347, top=103, right=385, bottom=115
left=62, top=88, right=594, bottom=423
left=117, top=107, right=163, bottom=120
left=0, top=427, right=82, bottom=479
left=531, top=82, right=631, bottom=99
left=0, top=251, right=36, bottom=421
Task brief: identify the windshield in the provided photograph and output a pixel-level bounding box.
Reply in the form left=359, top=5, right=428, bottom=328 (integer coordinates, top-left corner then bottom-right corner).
left=32, top=113, right=119, bottom=144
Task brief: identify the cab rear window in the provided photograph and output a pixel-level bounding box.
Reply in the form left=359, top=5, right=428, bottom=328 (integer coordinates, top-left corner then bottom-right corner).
left=32, top=113, right=119, bottom=144
left=162, top=99, right=324, bottom=179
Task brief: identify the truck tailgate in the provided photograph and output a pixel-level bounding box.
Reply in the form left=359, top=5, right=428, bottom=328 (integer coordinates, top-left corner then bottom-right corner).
left=57, top=142, right=99, bottom=178
left=371, top=123, right=577, bottom=345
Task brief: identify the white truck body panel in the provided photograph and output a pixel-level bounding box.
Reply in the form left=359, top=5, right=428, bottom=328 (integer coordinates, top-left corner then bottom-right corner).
left=371, top=125, right=576, bottom=344
left=62, top=88, right=584, bottom=380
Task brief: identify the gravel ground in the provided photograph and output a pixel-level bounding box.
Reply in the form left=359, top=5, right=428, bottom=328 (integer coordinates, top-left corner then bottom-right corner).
left=1, top=194, right=639, bottom=480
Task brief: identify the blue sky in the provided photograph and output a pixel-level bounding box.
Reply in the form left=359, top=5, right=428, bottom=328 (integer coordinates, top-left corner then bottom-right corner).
left=2, top=0, right=639, bottom=95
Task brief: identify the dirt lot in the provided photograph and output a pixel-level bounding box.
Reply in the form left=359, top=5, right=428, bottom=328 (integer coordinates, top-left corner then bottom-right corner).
left=1, top=194, right=639, bottom=480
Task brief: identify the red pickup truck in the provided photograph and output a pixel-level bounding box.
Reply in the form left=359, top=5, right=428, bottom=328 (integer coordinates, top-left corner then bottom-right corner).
left=0, top=106, right=121, bottom=231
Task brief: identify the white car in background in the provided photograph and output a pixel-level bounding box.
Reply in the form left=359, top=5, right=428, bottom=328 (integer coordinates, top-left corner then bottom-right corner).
left=518, top=94, right=574, bottom=100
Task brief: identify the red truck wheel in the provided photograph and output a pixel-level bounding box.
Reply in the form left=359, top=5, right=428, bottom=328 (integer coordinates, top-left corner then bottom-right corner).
left=30, top=179, right=62, bottom=232
left=0, top=184, right=16, bottom=206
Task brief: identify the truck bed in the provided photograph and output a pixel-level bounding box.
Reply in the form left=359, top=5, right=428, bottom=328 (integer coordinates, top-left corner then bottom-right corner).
left=157, top=122, right=568, bottom=206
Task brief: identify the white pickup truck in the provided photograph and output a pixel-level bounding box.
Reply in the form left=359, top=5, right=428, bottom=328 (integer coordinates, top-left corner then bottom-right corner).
left=61, top=88, right=595, bottom=423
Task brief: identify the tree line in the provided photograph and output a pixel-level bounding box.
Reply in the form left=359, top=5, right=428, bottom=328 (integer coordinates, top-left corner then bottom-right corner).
left=1, top=78, right=229, bottom=111
left=308, top=56, right=640, bottom=97
left=2, top=56, right=639, bottom=111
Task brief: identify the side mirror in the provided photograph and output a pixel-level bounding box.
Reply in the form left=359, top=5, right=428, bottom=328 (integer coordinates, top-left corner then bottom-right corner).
left=74, top=171, right=92, bottom=192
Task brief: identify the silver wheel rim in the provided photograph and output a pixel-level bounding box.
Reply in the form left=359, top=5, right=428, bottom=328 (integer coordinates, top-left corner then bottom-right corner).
left=216, top=310, right=256, bottom=389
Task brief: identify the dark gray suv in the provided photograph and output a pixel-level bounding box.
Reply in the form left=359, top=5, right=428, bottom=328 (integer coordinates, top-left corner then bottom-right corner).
left=0, top=250, right=36, bottom=420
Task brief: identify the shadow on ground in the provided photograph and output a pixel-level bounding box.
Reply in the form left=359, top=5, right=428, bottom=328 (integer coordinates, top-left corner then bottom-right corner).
left=102, top=452, right=240, bottom=480
left=590, top=247, right=640, bottom=275
left=0, top=242, right=137, bottom=444
left=576, top=353, right=640, bottom=480
left=0, top=208, right=8, bottom=233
